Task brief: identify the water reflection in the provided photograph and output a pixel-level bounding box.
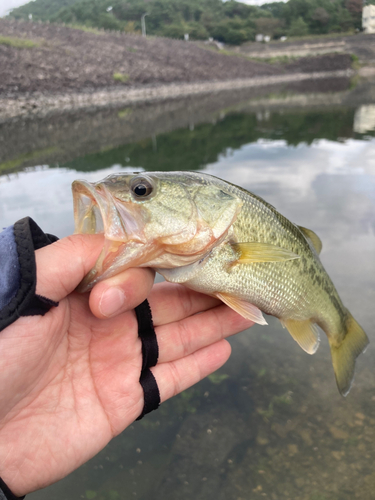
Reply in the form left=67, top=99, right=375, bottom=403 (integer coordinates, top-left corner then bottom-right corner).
left=1, top=78, right=375, bottom=176
left=0, top=89, right=374, bottom=500
left=354, top=105, right=375, bottom=134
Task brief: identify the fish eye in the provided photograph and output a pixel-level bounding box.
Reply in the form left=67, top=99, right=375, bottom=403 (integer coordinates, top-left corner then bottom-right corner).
left=130, top=176, right=154, bottom=199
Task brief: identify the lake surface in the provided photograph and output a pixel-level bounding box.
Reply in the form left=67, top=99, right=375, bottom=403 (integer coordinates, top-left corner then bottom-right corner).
left=1, top=81, right=375, bottom=500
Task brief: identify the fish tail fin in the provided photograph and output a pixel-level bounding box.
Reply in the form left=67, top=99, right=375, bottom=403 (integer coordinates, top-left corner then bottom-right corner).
left=329, top=312, right=369, bottom=397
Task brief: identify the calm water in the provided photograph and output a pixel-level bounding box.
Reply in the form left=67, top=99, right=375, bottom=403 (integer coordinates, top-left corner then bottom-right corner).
left=1, top=83, right=375, bottom=500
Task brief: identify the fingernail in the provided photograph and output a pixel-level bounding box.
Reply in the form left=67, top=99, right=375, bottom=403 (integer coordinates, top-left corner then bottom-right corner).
left=99, top=287, right=126, bottom=317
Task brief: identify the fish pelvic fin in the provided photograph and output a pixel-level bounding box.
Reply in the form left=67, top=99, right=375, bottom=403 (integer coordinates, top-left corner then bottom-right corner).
left=216, top=292, right=268, bottom=325
left=329, top=313, right=369, bottom=397
left=281, top=318, right=320, bottom=355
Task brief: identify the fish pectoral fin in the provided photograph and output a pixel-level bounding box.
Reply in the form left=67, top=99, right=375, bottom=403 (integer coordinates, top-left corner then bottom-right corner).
left=297, top=226, right=322, bottom=254
left=230, top=242, right=300, bottom=264
left=216, top=292, right=267, bottom=325
left=329, top=312, right=369, bottom=397
left=281, top=318, right=320, bottom=355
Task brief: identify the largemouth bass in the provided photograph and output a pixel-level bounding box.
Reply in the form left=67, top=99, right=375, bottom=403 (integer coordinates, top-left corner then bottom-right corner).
left=72, top=171, right=369, bottom=396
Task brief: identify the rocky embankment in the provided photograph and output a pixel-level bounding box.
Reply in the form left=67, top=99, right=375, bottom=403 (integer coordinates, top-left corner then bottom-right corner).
left=238, top=32, right=375, bottom=64
left=0, top=19, right=356, bottom=118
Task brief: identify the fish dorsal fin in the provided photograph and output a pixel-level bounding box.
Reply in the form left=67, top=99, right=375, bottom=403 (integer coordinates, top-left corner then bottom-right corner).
left=298, top=226, right=322, bottom=254
left=281, top=318, right=320, bottom=355
left=230, top=242, right=299, bottom=264
left=216, top=292, right=267, bottom=325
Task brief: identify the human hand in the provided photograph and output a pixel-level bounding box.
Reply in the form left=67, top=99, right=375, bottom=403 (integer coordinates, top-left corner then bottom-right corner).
left=0, top=234, right=253, bottom=496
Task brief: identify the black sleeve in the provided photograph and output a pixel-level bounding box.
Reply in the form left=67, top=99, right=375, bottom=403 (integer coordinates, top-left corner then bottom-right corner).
left=0, top=217, right=59, bottom=333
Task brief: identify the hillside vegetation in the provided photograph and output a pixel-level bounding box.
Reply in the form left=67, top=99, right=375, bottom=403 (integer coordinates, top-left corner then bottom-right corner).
left=8, top=0, right=365, bottom=44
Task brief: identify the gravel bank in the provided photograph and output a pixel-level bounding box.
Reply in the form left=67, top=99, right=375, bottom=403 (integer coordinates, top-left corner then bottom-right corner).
left=0, top=19, right=355, bottom=119
left=0, top=18, right=281, bottom=95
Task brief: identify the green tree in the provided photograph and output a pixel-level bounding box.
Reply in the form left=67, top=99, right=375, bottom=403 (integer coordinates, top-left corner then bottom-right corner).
left=187, top=21, right=209, bottom=39
left=345, top=0, right=362, bottom=29
left=160, top=22, right=186, bottom=38
left=260, top=2, right=286, bottom=19
left=288, top=16, right=309, bottom=36
left=7, top=0, right=364, bottom=43
left=255, top=17, right=284, bottom=37
left=211, top=17, right=254, bottom=43
left=309, top=7, right=330, bottom=33
left=335, top=8, right=356, bottom=31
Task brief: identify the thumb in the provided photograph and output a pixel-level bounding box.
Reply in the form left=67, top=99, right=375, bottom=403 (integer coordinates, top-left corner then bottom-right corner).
left=35, top=234, right=104, bottom=302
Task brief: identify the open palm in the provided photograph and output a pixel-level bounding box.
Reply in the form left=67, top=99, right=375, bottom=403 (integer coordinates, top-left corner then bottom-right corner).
left=0, top=234, right=253, bottom=497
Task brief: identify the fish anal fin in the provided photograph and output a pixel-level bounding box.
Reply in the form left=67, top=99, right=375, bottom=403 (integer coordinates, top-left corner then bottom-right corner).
left=216, top=292, right=267, bottom=325
left=329, top=312, right=369, bottom=397
left=230, top=242, right=299, bottom=264
left=298, top=226, right=322, bottom=254
left=281, top=318, right=320, bottom=355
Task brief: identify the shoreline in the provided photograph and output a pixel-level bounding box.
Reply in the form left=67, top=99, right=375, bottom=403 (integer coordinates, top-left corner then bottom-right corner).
left=0, top=69, right=354, bottom=121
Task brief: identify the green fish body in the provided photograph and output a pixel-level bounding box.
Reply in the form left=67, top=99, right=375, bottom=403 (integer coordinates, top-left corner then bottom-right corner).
left=72, top=171, right=369, bottom=395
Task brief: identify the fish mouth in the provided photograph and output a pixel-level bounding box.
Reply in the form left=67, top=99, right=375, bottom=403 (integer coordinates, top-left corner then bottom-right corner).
left=73, top=179, right=133, bottom=241
left=72, top=179, right=154, bottom=292
left=73, top=180, right=107, bottom=235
